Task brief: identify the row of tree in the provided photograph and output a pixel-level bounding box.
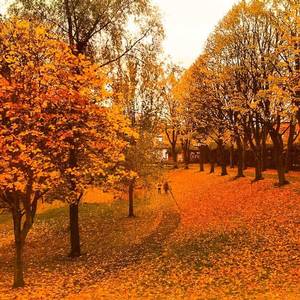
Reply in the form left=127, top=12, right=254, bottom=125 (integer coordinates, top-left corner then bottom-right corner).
left=173, top=0, right=300, bottom=185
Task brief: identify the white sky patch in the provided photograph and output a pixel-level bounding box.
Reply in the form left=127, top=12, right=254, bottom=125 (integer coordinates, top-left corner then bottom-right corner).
left=152, top=0, right=239, bottom=67
left=0, top=0, right=10, bottom=15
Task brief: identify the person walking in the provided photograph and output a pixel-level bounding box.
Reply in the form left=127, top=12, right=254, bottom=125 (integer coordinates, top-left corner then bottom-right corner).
left=163, top=181, right=170, bottom=194
left=157, top=182, right=162, bottom=194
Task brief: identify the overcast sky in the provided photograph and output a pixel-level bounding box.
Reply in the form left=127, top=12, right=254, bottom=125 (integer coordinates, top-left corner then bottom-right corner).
left=153, top=0, right=238, bottom=67
left=0, top=0, right=10, bottom=15
left=0, top=0, right=238, bottom=67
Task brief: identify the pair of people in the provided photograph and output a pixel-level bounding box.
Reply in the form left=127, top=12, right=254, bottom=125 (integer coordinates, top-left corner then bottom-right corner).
left=158, top=181, right=170, bottom=194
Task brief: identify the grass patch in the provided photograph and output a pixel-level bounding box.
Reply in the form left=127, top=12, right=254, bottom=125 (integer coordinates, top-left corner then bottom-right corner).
left=0, top=213, right=11, bottom=225
left=171, top=229, right=252, bottom=271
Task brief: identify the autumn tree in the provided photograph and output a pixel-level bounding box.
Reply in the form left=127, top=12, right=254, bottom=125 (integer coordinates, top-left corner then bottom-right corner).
left=162, top=65, right=184, bottom=169
left=0, top=18, right=133, bottom=286
left=8, top=0, right=162, bottom=256
left=0, top=19, right=77, bottom=287
left=118, top=133, right=162, bottom=218
left=111, top=46, right=165, bottom=217
left=184, top=0, right=300, bottom=185
left=9, top=0, right=163, bottom=66
left=182, top=55, right=232, bottom=176
left=267, top=0, right=300, bottom=174
left=214, top=0, right=295, bottom=185
left=173, top=67, right=201, bottom=170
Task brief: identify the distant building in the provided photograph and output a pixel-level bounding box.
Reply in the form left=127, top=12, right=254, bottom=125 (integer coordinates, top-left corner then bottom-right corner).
left=155, top=135, right=169, bottom=161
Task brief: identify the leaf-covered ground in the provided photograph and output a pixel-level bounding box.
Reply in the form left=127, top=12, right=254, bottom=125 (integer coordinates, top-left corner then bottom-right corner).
left=1, top=165, right=300, bottom=299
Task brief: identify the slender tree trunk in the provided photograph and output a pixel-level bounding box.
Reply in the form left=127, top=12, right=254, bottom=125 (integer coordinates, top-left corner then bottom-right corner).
left=184, top=152, right=189, bottom=169
left=12, top=210, right=25, bottom=288
left=236, top=137, right=245, bottom=178
left=210, top=150, right=215, bottom=173
left=182, top=143, right=190, bottom=169
left=243, top=137, right=247, bottom=170
left=262, top=127, right=268, bottom=171
left=218, top=141, right=228, bottom=176
left=199, top=146, right=204, bottom=172
left=128, top=180, right=135, bottom=218
left=230, top=145, right=234, bottom=169
left=285, top=121, right=296, bottom=173
left=69, top=203, right=81, bottom=257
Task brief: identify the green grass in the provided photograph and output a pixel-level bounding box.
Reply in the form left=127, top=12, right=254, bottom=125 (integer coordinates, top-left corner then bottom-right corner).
left=0, top=213, right=11, bottom=224
left=0, top=195, right=150, bottom=225
left=171, top=229, right=253, bottom=272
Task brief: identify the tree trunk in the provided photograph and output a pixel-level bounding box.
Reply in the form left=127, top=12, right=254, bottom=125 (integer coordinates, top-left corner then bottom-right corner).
left=182, top=143, right=190, bottom=169
left=236, top=138, right=245, bottom=178
left=218, top=141, right=228, bottom=176
left=254, top=149, right=264, bottom=181
left=243, top=138, right=247, bottom=170
left=277, top=153, right=288, bottom=186
left=12, top=210, right=25, bottom=288
left=69, top=203, right=81, bottom=257
left=128, top=181, right=135, bottom=218
left=230, top=145, right=234, bottom=168
left=269, top=130, right=289, bottom=186
left=221, top=162, right=228, bottom=176
left=262, top=127, right=268, bottom=171
left=210, top=150, right=215, bottom=173
left=172, top=146, right=178, bottom=169
left=285, top=121, right=296, bottom=173
left=199, top=146, right=204, bottom=172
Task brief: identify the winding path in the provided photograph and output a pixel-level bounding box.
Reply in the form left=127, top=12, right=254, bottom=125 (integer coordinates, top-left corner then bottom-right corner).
left=91, top=208, right=181, bottom=278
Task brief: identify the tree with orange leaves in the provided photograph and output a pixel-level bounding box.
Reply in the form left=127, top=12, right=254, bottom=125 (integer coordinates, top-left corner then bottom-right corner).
left=0, top=18, right=133, bottom=287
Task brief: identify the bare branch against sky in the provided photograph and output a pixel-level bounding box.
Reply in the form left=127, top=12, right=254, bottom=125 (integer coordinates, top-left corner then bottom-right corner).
left=0, top=0, right=238, bottom=67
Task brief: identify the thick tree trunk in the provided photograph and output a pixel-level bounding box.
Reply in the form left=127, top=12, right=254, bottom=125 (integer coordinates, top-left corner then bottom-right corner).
left=277, top=153, right=288, bottom=186
left=69, top=203, right=81, bottom=257
left=285, top=122, right=296, bottom=173
left=254, top=150, right=264, bottom=181
left=128, top=181, right=135, bottom=218
left=171, top=146, right=178, bottom=169
left=236, top=138, right=245, bottom=178
left=221, top=162, right=228, bottom=176
left=270, top=130, right=289, bottom=186
left=12, top=210, right=25, bottom=288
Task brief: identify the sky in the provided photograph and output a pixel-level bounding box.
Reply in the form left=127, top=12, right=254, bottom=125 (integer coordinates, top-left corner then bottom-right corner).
left=153, top=0, right=239, bottom=67
left=0, top=0, right=238, bottom=67
left=0, top=0, right=10, bottom=16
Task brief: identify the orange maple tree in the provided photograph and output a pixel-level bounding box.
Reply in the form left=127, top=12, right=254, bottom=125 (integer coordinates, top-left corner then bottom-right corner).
left=0, top=18, right=133, bottom=288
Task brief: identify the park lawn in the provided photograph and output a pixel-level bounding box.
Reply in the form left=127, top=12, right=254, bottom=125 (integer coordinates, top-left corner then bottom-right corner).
left=0, top=188, right=165, bottom=299
left=1, top=165, right=300, bottom=299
